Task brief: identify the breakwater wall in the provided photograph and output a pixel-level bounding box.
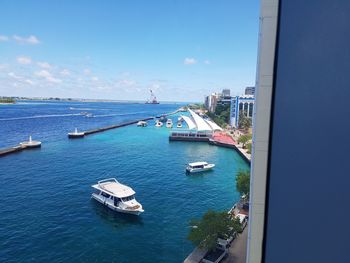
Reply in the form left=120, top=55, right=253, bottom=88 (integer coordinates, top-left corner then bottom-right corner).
left=0, top=145, right=36, bottom=157
left=82, top=117, right=154, bottom=136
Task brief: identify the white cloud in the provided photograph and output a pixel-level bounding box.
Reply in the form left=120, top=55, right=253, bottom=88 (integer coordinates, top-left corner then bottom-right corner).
left=35, top=70, right=62, bottom=83
left=25, top=79, right=34, bottom=85
left=84, top=68, right=91, bottom=75
left=118, top=79, right=136, bottom=87
left=37, top=61, right=51, bottom=69
left=13, top=35, right=40, bottom=45
left=91, top=76, right=99, bottom=81
left=0, top=64, right=9, bottom=70
left=184, top=58, right=197, bottom=65
left=204, top=60, right=211, bottom=65
left=0, top=35, right=9, bottom=42
left=8, top=72, right=21, bottom=79
left=17, top=56, right=32, bottom=65
left=60, top=69, right=70, bottom=76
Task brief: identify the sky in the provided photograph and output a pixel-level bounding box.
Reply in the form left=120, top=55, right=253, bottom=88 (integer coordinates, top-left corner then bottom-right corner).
left=0, top=0, right=260, bottom=102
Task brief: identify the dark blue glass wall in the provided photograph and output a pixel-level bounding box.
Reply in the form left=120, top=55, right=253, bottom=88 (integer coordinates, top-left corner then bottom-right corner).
left=264, top=1, right=350, bottom=262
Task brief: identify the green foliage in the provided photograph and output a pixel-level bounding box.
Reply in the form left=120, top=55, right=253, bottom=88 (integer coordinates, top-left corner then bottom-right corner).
left=205, top=104, right=230, bottom=128
left=246, top=143, right=252, bottom=154
left=238, top=134, right=252, bottom=148
left=0, top=97, right=15, bottom=103
left=236, top=170, right=250, bottom=196
left=188, top=210, right=242, bottom=251
left=238, top=111, right=252, bottom=130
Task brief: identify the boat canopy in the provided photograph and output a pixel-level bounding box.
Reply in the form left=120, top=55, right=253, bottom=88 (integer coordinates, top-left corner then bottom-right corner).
left=188, top=161, right=208, bottom=166
left=205, top=119, right=223, bottom=131
left=188, top=109, right=212, bottom=131
left=182, top=115, right=197, bottom=130
left=92, top=178, right=135, bottom=198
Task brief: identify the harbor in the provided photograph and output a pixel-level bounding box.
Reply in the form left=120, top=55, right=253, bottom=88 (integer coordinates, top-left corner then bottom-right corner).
left=0, top=100, right=248, bottom=263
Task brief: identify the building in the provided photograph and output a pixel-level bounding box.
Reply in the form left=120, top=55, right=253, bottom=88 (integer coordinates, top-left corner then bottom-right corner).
left=229, top=95, right=254, bottom=128
left=244, top=86, right=255, bottom=96
left=248, top=1, right=350, bottom=263
left=204, top=93, right=219, bottom=113
left=222, top=89, right=231, bottom=97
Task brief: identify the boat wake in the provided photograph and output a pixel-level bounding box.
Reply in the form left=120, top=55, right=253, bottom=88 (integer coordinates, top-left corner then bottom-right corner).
left=0, top=113, right=83, bottom=121
left=92, top=111, right=148, bottom=118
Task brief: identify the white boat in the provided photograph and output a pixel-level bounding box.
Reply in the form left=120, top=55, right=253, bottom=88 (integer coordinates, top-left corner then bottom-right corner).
left=68, top=128, right=85, bottom=138
left=155, top=121, right=163, bottom=127
left=177, top=122, right=182, bottom=128
left=91, top=178, right=144, bottom=216
left=137, top=121, right=148, bottom=127
left=20, top=136, right=41, bottom=148
left=166, top=119, right=173, bottom=128
left=186, top=162, right=215, bottom=173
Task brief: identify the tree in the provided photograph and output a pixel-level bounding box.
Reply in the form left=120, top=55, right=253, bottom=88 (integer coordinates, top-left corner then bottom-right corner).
left=236, top=170, right=250, bottom=196
left=238, top=111, right=252, bottom=130
left=188, top=210, right=242, bottom=251
left=246, top=143, right=252, bottom=154
left=238, top=134, right=252, bottom=148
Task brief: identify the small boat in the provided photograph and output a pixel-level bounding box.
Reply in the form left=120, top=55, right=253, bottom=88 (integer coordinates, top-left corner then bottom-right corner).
left=20, top=136, right=41, bottom=148
left=91, top=178, right=144, bottom=216
left=177, top=122, right=182, bottom=128
left=155, top=121, right=163, bottom=127
left=186, top=162, right=215, bottom=173
left=137, top=121, right=148, bottom=127
left=166, top=119, right=173, bottom=128
left=68, top=128, right=85, bottom=138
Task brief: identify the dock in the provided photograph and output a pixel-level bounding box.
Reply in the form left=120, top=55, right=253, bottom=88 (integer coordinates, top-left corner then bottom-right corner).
left=0, top=144, right=37, bottom=157
left=80, top=117, right=155, bottom=137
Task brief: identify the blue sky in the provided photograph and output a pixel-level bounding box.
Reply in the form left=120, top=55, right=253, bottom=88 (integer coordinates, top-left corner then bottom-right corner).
left=0, top=0, right=259, bottom=102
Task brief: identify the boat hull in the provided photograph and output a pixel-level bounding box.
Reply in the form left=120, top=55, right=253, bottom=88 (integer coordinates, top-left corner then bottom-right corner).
left=186, top=164, right=215, bottom=173
left=91, top=194, right=144, bottom=216
left=68, top=133, right=85, bottom=138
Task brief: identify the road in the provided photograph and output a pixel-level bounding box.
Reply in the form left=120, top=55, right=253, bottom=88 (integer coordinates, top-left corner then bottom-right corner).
left=223, top=226, right=248, bottom=263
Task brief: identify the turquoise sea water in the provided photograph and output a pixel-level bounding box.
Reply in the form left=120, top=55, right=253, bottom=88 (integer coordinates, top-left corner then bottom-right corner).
left=0, top=101, right=249, bottom=263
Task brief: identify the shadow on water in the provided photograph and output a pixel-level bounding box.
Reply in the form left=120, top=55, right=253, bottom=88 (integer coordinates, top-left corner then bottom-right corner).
left=90, top=200, right=144, bottom=229
left=186, top=169, right=215, bottom=178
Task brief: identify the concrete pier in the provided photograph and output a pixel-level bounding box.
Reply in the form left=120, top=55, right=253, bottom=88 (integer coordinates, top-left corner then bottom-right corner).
left=0, top=144, right=39, bottom=157
left=80, top=117, right=154, bottom=137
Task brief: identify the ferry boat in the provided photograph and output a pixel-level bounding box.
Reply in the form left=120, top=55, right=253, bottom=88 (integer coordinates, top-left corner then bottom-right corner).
left=20, top=136, right=41, bottom=148
left=91, top=178, right=144, bottom=215
left=166, top=119, right=173, bottom=128
left=155, top=120, right=163, bottom=127
left=137, top=121, right=148, bottom=127
left=177, top=122, right=182, bottom=128
left=68, top=128, right=85, bottom=138
left=186, top=162, right=215, bottom=173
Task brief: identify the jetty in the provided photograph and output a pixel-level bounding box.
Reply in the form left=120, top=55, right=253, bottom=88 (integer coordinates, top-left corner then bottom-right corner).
left=72, top=109, right=182, bottom=138
left=0, top=136, right=42, bottom=157
left=78, top=117, right=154, bottom=137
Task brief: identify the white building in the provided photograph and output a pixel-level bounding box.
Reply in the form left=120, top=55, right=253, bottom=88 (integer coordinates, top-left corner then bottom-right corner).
left=230, top=95, right=255, bottom=128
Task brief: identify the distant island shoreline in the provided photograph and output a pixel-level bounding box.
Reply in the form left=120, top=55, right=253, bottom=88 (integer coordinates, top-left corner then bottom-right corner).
left=0, top=96, right=196, bottom=104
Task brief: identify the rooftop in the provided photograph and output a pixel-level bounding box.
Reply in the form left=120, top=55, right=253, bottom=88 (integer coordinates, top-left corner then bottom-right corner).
left=92, top=179, right=135, bottom=198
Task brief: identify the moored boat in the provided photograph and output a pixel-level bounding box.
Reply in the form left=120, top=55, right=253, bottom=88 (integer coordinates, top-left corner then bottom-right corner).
left=155, top=120, right=163, bottom=127
left=137, top=121, right=148, bottom=127
left=20, top=136, right=41, bottom=148
left=68, top=128, right=85, bottom=138
left=166, top=119, right=173, bottom=128
left=186, top=162, right=215, bottom=173
left=91, top=178, right=144, bottom=216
